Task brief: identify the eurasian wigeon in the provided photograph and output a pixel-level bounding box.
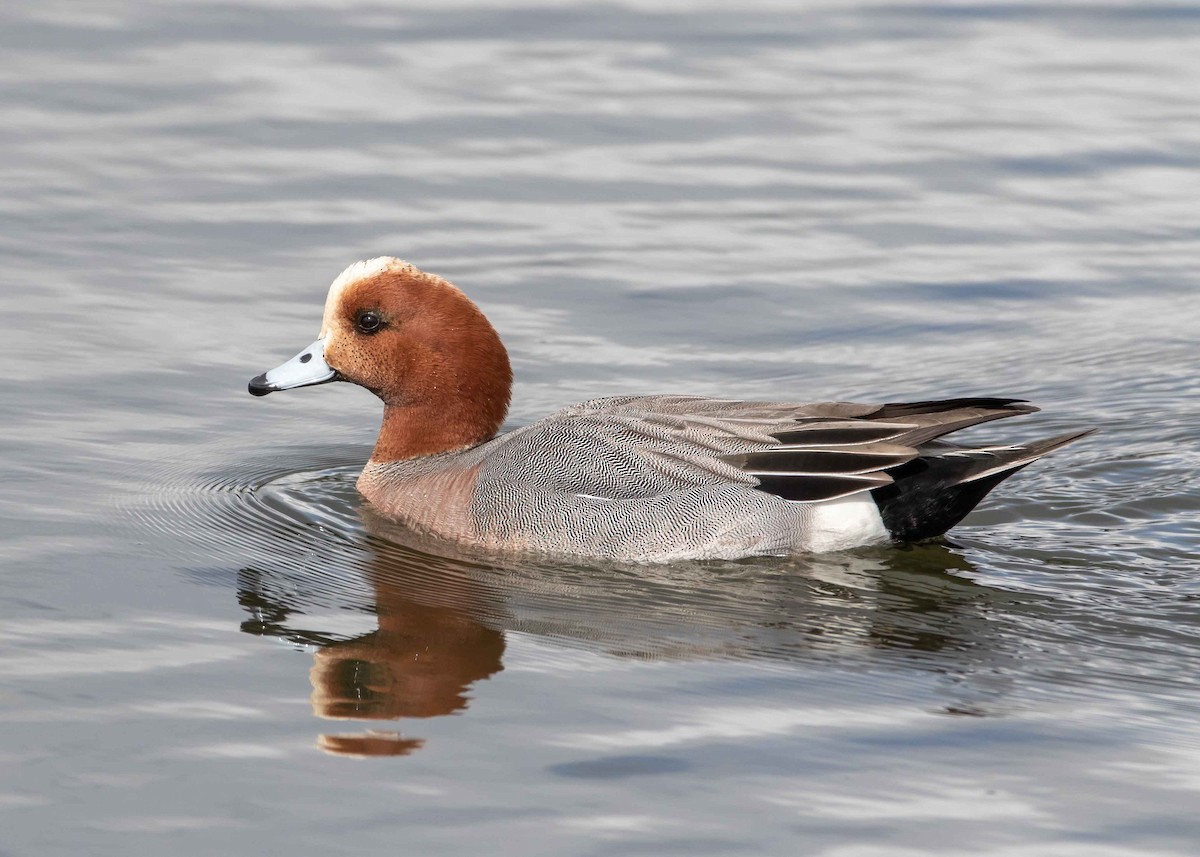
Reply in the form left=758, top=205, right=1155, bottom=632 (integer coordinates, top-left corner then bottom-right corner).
left=249, top=257, right=1089, bottom=562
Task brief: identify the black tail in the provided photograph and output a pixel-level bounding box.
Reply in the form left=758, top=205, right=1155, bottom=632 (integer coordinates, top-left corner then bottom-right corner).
left=871, top=430, right=1093, bottom=542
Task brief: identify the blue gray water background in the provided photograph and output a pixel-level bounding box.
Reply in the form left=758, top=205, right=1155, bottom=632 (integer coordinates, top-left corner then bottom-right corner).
left=2, top=1, right=1199, bottom=854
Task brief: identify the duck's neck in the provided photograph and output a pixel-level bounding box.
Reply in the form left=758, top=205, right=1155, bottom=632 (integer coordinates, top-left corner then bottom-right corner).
left=370, top=402, right=503, bottom=462
left=362, top=271, right=513, bottom=464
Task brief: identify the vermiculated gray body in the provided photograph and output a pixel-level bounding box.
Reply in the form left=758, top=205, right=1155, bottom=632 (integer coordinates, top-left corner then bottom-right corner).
left=361, top=395, right=1088, bottom=562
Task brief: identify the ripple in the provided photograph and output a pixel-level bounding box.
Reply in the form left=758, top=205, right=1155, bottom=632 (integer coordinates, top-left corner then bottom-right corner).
left=4, top=0, right=1200, bottom=850
left=108, top=437, right=1035, bottom=717
left=108, top=407, right=1199, bottom=721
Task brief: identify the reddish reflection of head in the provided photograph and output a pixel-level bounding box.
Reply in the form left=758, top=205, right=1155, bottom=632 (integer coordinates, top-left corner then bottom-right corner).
left=307, top=545, right=506, bottom=757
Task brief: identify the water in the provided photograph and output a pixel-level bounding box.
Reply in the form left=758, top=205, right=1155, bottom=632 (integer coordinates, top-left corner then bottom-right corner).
left=3, top=0, right=1199, bottom=853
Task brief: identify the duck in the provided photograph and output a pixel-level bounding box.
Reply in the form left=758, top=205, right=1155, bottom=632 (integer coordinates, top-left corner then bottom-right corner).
left=249, top=257, right=1090, bottom=562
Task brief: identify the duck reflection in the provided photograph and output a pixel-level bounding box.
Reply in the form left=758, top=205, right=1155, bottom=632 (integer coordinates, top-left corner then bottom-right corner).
left=307, top=573, right=505, bottom=757
left=238, top=542, right=508, bottom=757
left=237, top=506, right=1017, bottom=757
left=306, top=592, right=504, bottom=722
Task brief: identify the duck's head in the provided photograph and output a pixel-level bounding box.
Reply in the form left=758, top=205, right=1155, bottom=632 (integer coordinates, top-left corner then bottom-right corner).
left=249, top=257, right=512, bottom=461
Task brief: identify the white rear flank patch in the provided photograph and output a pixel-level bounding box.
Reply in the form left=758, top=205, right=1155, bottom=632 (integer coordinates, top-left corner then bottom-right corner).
left=805, top=495, right=889, bottom=552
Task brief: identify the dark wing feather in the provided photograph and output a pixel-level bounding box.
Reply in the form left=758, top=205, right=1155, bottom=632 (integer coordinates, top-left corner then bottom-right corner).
left=752, top=473, right=894, bottom=502
left=531, top=396, right=1080, bottom=509
left=869, top=397, right=1035, bottom=419
left=723, top=399, right=1043, bottom=504
left=729, top=445, right=918, bottom=475
left=770, top=421, right=916, bottom=446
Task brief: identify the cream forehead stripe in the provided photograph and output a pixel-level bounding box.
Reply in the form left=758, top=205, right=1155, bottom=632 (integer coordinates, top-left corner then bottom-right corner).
left=320, top=256, right=415, bottom=335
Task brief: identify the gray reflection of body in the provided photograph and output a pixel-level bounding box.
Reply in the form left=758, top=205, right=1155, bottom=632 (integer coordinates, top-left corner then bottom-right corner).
left=238, top=503, right=1020, bottom=757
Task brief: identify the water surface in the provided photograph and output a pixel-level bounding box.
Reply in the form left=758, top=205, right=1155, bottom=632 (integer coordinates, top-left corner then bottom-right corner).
left=2, top=1, right=1199, bottom=854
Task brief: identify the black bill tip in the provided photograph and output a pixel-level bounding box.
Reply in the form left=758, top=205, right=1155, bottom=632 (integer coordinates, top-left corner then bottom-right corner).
left=248, top=373, right=276, bottom=397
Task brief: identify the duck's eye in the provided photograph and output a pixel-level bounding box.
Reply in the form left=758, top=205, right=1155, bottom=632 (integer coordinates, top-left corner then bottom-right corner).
left=356, top=311, right=383, bottom=334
